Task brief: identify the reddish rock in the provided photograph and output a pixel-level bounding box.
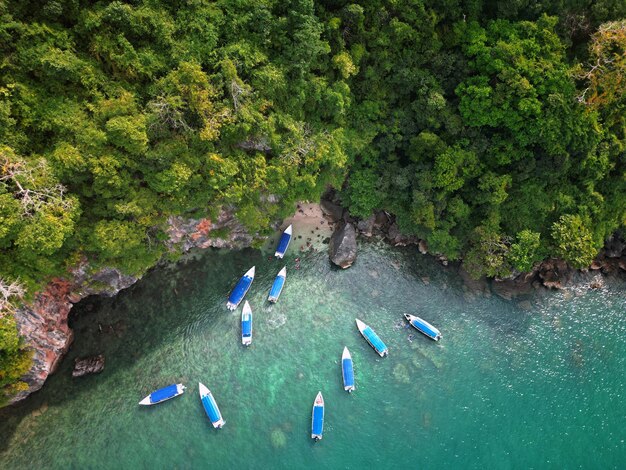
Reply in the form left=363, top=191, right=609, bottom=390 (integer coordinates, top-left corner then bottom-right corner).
left=11, top=282, right=75, bottom=404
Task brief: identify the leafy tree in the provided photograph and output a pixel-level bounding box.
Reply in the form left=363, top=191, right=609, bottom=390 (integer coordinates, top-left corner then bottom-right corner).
left=551, top=214, right=599, bottom=268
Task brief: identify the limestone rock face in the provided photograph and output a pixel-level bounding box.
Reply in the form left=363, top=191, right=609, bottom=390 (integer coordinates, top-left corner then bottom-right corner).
left=73, top=355, right=105, bottom=378
left=166, top=207, right=253, bottom=252
left=9, top=266, right=136, bottom=405
left=11, top=281, right=75, bottom=404
left=329, top=223, right=357, bottom=269
left=11, top=206, right=255, bottom=406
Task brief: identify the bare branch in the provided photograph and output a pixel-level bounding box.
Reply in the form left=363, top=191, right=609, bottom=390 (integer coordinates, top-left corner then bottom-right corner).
left=1, top=155, right=72, bottom=217
left=147, top=96, right=191, bottom=132
left=0, top=277, right=25, bottom=318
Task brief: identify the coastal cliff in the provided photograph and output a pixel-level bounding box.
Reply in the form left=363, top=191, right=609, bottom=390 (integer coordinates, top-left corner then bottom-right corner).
left=8, top=208, right=256, bottom=405
left=8, top=199, right=626, bottom=406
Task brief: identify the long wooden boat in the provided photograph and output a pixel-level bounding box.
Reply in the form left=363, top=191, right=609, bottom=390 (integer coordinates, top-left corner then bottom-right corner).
left=341, top=347, right=355, bottom=392
left=199, top=382, right=225, bottom=429
left=139, top=383, right=185, bottom=405
left=404, top=314, right=442, bottom=341
left=355, top=318, right=388, bottom=357
left=274, top=225, right=292, bottom=259
left=268, top=267, right=286, bottom=303
left=311, top=391, right=324, bottom=441
left=241, top=300, right=252, bottom=346
left=227, top=266, right=255, bottom=310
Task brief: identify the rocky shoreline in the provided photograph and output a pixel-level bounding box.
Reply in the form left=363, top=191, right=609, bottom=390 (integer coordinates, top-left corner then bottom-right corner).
left=8, top=207, right=260, bottom=406
left=322, top=190, right=626, bottom=299
left=8, top=196, right=626, bottom=407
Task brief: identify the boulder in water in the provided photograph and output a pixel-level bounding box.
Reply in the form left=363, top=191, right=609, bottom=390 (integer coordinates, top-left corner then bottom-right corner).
left=72, top=354, right=105, bottom=378
left=329, top=222, right=357, bottom=269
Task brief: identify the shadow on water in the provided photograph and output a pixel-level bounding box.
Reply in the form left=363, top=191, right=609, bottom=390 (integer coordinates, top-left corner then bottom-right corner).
left=0, top=246, right=266, bottom=452
left=1, top=239, right=582, bottom=468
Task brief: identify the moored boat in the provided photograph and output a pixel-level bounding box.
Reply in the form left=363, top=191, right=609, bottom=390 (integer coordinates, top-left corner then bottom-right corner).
left=199, top=382, right=225, bottom=429
left=241, top=301, right=252, bottom=346
left=274, top=225, right=292, bottom=258
left=311, top=391, right=324, bottom=441
left=355, top=318, right=388, bottom=357
left=404, top=314, right=442, bottom=341
left=227, top=266, right=255, bottom=310
left=138, top=383, right=185, bottom=405
left=268, top=267, right=286, bottom=303
left=341, top=347, right=355, bottom=392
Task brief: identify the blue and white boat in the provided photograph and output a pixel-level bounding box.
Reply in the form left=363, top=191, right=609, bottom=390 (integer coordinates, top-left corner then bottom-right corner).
left=274, top=225, right=292, bottom=258
left=138, top=383, right=185, bottom=405
left=227, top=266, right=255, bottom=310
left=355, top=318, right=388, bottom=357
left=311, top=391, right=324, bottom=441
left=241, top=300, right=252, bottom=346
left=199, top=382, right=225, bottom=429
left=341, top=347, right=355, bottom=392
left=268, top=267, right=286, bottom=303
left=404, top=314, right=442, bottom=341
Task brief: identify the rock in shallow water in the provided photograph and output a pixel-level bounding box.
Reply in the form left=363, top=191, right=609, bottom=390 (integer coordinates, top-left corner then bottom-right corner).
left=72, top=355, right=105, bottom=378
left=329, top=222, right=357, bottom=269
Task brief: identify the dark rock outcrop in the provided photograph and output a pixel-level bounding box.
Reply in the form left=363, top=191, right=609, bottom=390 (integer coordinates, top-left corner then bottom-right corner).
left=356, top=214, right=376, bottom=237
left=320, top=199, right=345, bottom=223
left=603, top=233, right=625, bottom=258
left=386, top=223, right=418, bottom=247
left=538, top=259, right=572, bottom=289
left=329, top=223, right=358, bottom=269
left=73, top=355, right=105, bottom=378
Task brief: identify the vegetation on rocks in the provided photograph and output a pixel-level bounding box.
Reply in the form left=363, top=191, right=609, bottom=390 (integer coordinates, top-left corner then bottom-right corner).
left=1, top=0, right=625, bottom=402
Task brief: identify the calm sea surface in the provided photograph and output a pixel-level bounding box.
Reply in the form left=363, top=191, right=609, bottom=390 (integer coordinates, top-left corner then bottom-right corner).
left=1, top=241, right=625, bottom=469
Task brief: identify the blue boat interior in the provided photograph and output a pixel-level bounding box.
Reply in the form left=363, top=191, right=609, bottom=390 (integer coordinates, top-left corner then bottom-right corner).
left=242, top=318, right=252, bottom=336
left=276, top=232, right=291, bottom=255
left=269, top=276, right=285, bottom=299
left=312, top=406, right=324, bottom=435
left=412, top=319, right=438, bottom=338
left=202, top=395, right=221, bottom=423
left=228, top=276, right=253, bottom=304
left=342, top=359, right=355, bottom=386
left=150, top=384, right=178, bottom=403
left=363, top=327, right=388, bottom=353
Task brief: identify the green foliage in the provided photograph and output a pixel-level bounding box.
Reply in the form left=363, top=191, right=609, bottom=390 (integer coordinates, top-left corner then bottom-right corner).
left=508, top=230, right=543, bottom=272
left=551, top=215, right=599, bottom=268
left=1, top=0, right=626, bottom=400
left=0, top=316, right=32, bottom=406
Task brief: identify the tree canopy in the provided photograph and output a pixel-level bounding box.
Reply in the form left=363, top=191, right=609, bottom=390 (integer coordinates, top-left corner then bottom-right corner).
left=1, top=0, right=625, bottom=403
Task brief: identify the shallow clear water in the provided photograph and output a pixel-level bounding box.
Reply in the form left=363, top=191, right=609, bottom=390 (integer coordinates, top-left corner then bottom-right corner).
left=1, top=241, right=625, bottom=469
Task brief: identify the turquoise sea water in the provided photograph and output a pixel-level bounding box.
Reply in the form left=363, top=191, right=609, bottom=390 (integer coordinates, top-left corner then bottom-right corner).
left=1, top=241, right=625, bottom=469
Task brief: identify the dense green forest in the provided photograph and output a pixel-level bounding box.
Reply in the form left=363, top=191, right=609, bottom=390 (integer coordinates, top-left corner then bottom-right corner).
left=1, top=0, right=625, bottom=402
